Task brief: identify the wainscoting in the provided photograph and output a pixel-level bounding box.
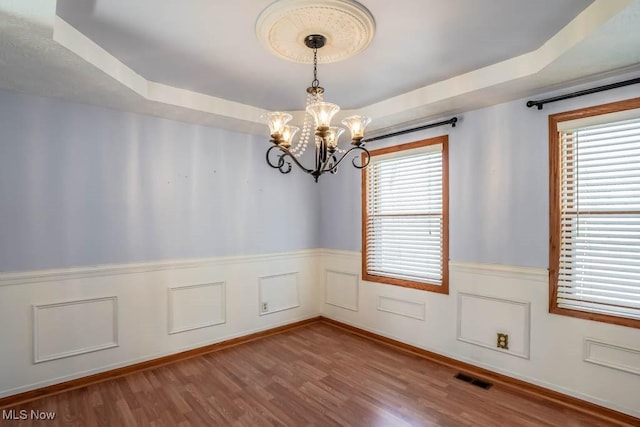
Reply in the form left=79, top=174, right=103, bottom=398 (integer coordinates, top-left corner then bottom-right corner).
left=320, top=249, right=640, bottom=419
left=2, top=248, right=640, bottom=419
left=0, top=250, right=320, bottom=399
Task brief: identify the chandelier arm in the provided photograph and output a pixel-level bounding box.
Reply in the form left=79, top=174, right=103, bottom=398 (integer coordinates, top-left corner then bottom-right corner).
left=266, top=145, right=287, bottom=170
left=266, top=145, right=282, bottom=168
left=317, top=139, right=330, bottom=171
left=319, top=146, right=336, bottom=172
left=266, top=145, right=314, bottom=175
left=330, top=155, right=339, bottom=174
left=352, top=147, right=371, bottom=169
left=325, top=145, right=370, bottom=173
left=266, top=145, right=292, bottom=174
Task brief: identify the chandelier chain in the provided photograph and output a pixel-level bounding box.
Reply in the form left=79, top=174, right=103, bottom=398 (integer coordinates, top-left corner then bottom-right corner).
left=312, top=47, right=319, bottom=88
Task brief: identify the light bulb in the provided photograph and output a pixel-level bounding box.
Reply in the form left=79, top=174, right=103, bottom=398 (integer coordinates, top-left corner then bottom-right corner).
left=325, top=127, right=345, bottom=150
left=261, top=111, right=292, bottom=138
left=341, top=115, right=371, bottom=142
left=306, top=102, right=340, bottom=130
left=280, top=125, right=299, bottom=148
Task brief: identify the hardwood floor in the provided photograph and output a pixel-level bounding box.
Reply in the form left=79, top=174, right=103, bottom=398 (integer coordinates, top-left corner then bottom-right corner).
left=0, top=323, right=627, bottom=426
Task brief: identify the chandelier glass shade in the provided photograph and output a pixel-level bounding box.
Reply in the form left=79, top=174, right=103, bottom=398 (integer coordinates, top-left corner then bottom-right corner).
left=263, top=34, right=372, bottom=182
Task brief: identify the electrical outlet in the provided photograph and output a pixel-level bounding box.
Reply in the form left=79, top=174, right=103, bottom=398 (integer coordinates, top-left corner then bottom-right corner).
left=497, top=333, right=509, bottom=350
left=262, top=302, right=268, bottom=312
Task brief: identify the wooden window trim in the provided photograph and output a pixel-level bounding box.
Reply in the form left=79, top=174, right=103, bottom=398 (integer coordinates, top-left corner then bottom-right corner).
left=362, top=135, right=449, bottom=294
left=549, top=97, right=640, bottom=329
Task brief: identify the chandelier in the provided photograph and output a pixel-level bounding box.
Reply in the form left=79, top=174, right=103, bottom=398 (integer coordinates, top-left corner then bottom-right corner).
left=261, top=33, right=372, bottom=182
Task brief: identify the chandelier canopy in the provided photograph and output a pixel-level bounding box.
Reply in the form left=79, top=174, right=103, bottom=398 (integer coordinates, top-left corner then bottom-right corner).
left=257, top=0, right=376, bottom=182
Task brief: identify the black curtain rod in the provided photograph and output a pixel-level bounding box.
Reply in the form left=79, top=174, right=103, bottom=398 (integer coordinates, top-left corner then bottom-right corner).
left=526, top=77, right=640, bottom=110
left=362, top=117, right=458, bottom=143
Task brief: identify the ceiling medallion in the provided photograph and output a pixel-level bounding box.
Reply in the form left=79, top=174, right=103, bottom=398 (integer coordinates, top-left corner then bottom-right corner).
left=256, top=0, right=376, bottom=64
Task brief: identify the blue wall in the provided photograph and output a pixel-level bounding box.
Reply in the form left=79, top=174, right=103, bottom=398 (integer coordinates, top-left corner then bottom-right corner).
left=320, top=79, right=637, bottom=269
left=0, top=90, right=319, bottom=271
left=1, top=75, right=635, bottom=272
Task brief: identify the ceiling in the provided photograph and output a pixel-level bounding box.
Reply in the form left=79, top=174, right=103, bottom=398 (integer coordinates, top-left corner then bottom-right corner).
left=1, top=0, right=639, bottom=136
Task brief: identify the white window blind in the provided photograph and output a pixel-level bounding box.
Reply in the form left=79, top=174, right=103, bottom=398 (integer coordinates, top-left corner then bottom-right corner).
left=365, top=144, right=443, bottom=285
left=557, top=115, right=640, bottom=320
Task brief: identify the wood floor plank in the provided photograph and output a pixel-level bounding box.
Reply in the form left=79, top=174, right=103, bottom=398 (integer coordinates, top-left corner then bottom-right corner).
left=1, top=322, right=634, bottom=426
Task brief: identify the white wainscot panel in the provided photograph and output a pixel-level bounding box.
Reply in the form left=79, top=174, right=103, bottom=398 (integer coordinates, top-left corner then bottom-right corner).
left=259, top=272, right=300, bottom=315
left=457, top=292, right=530, bottom=359
left=168, top=282, right=226, bottom=334
left=33, top=296, right=118, bottom=363
left=377, top=296, right=425, bottom=320
left=325, top=270, right=358, bottom=311
left=584, top=338, right=640, bottom=376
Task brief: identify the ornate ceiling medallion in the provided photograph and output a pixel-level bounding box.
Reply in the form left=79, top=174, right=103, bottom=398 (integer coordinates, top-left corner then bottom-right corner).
left=256, top=0, right=376, bottom=64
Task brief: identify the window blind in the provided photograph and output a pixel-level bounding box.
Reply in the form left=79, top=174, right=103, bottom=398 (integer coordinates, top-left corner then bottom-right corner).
left=557, top=116, right=640, bottom=320
left=365, top=144, right=443, bottom=285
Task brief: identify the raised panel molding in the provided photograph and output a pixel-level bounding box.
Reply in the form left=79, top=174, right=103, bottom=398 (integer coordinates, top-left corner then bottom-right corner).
left=259, top=272, right=300, bottom=316
left=457, top=292, right=531, bottom=359
left=377, top=296, right=425, bottom=320
left=325, top=270, right=359, bottom=312
left=168, top=282, right=226, bottom=334
left=584, top=338, right=640, bottom=376
left=33, top=297, right=118, bottom=363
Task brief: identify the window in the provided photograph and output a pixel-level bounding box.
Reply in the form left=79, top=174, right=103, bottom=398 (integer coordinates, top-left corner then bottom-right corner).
left=362, top=136, right=449, bottom=293
left=549, top=98, right=640, bottom=328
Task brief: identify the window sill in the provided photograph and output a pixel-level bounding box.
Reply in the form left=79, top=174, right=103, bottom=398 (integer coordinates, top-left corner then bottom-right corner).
left=362, top=273, right=449, bottom=294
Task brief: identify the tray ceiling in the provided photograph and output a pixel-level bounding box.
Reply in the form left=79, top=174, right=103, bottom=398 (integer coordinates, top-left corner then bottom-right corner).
left=1, top=0, right=639, bottom=135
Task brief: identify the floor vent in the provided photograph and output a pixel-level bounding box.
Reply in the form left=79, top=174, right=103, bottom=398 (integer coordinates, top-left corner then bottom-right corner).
left=454, top=373, right=493, bottom=389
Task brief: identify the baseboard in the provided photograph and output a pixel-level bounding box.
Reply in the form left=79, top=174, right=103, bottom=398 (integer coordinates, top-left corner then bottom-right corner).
left=0, top=316, right=321, bottom=409
left=319, top=317, right=639, bottom=427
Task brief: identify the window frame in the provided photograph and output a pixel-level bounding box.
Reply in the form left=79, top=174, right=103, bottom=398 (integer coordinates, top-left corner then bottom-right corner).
left=362, top=135, right=449, bottom=294
left=549, top=97, right=640, bottom=329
